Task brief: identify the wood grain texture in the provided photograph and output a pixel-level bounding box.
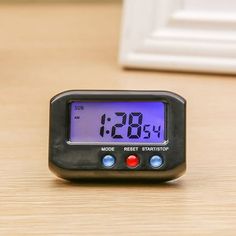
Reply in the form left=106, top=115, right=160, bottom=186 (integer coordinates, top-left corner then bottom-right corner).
left=0, top=2, right=236, bottom=235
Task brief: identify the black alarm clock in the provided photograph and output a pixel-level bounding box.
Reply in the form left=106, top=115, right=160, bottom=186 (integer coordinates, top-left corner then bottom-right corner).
left=49, top=90, right=186, bottom=181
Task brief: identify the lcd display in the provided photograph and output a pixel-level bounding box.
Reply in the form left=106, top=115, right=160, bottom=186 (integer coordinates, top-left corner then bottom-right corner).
left=69, top=101, right=165, bottom=143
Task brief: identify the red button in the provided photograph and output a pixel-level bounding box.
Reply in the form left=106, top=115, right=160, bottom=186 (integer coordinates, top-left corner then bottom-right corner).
left=126, top=155, right=139, bottom=168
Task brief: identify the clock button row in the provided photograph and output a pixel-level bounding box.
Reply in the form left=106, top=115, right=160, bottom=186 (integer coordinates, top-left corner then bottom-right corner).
left=102, top=154, right=163, bottom=168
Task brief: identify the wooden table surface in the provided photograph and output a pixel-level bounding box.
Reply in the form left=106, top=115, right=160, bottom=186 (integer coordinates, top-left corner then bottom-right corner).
left=0, top=2, right=236, bottom=235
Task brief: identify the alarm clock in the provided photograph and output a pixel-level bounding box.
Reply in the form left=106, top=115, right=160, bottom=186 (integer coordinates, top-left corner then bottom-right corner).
left=49, top=90, right=186, bottom=181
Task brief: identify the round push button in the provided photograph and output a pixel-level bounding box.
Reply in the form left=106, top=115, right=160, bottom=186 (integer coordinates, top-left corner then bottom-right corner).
left=150, top=155, right=163, bottom=168
left=126, top=155, right=139, bottom=168
left=102, top=155, right=116, bottom=168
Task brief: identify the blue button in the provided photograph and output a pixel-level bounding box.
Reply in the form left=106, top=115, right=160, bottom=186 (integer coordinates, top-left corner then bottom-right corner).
left=150, top=155, right=163, bottom=168
left=102, top=155, right=116, bottom=168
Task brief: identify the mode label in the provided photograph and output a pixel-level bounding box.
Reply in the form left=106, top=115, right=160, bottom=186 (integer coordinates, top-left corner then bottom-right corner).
left=101, top=147, right=115, bottom=151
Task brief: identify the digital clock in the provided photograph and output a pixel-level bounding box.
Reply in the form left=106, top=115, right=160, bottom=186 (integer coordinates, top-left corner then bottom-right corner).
left=49, top=90, right=186, bottom=181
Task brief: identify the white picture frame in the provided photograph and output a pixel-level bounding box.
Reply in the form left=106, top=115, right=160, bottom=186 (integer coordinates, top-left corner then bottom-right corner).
left=119, top=0, right=236, bottom=74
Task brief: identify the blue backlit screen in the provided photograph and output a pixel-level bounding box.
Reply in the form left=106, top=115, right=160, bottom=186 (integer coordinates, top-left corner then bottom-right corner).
left=70, top=101, right=165, bottom=143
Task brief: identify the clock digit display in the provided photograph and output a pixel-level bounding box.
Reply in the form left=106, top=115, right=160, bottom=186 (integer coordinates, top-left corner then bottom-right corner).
left=70, top=101, right=165, bottom=143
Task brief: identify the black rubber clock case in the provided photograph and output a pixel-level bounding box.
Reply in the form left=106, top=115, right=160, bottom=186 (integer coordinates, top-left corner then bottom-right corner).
left=49, top=90, right=186, bottom=181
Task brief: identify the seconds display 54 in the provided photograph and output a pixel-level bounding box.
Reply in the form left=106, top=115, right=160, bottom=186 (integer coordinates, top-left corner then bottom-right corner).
left=70, top=101, right=165, bottom=143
